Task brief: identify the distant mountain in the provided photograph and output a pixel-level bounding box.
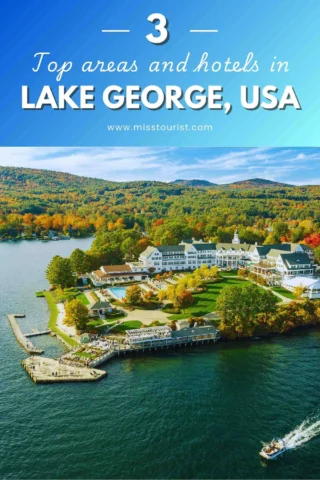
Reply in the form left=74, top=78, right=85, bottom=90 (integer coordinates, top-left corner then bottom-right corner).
left=226, top=178, right=294, bottom=188
left=170, top=178, right=294, bottom=188
left=170, top=179, right=217, bottom=187
left=0, top=166, right=318, bottom=241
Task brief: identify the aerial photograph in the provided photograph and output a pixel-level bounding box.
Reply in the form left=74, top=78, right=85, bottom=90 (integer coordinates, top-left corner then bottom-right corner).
left=0, top=147, right=320, bottom=478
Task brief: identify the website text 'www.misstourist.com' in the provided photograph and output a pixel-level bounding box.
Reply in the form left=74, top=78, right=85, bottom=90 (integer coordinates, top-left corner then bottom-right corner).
left=107, top=123, right=213, bottom=132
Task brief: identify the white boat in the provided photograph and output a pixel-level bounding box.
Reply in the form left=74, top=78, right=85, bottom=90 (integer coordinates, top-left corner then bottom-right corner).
left=259, top=437, right=287, bottom=460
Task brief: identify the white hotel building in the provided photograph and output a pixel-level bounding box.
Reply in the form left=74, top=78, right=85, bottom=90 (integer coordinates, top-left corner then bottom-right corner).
left=139, top=231, right=253, bottom=272
left=91, top=231, right=317, bottom=295
left=137, top=231, right=316, bottom=280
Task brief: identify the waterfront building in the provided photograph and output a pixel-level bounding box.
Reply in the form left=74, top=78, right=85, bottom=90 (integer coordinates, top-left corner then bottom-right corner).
left=282, top=276, right=320, bottom=299
left=176, top=320, right=190, bottom=330
left=91, top=264, right=149, bottom=285
left=125, top=324, right=220, bottom=349
left=138, top=233, right=315, bottom=277
left=91, top=231, right=316, bottom=285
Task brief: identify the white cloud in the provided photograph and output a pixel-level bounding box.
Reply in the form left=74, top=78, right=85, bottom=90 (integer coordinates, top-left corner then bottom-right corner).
left=0, top=147, right=319, bottom=185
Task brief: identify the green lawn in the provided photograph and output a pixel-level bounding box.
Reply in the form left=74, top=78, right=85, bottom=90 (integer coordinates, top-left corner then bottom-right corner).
left=87, top=319, right=104, bottom=327
left=52, top=287, right=79, bottom=303
left=168, top=277, right=250, bottom=320
left=271, top=286, right=295, bottom=300
left=112, top=320, right=143, bottom=333
left=72, top=351, right=95, bottom=358
left=219, top=270, right=239, bottom=277
left=41, top=291, right=79, bottom=348
left=76, top=292, right=90, bottom=305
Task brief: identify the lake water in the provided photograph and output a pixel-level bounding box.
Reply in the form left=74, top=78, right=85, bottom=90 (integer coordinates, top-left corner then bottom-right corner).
left=1, top=239, right=320, bottom=479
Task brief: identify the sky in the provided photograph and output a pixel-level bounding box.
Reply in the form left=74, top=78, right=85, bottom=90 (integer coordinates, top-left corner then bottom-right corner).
left=0, top=147, right=319, bottom=185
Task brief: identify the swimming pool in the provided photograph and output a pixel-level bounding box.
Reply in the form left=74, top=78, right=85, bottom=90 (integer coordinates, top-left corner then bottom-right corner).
left=108, top=287, right=128, bottom=300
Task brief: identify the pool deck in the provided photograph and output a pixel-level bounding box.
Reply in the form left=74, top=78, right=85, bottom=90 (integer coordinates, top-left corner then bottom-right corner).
left=7, top=314, right=44, bottom=354
left=22, top=356, right=107, bottom=383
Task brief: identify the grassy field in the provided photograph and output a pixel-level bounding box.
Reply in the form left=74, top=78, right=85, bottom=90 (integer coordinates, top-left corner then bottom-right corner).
left=87, top=319, right=104, bottom=327
left=41, top=291, right=78, bottom=348
left=76, top=292, right=90, bottom=305
left=35, top=291, right=45, bottom=297
left=219, top=270, right=239, bottom=277
left=72, top=351, right=95, bottom=358
left=168, top=277, right=250, bottom=320
left=111, top=320, right=143, bottom=333
left=271, top=286, right=295, bottom=300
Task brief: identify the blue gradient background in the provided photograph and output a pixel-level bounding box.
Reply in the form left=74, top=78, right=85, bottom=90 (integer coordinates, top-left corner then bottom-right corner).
left=1, top=0, right=320, bottom=146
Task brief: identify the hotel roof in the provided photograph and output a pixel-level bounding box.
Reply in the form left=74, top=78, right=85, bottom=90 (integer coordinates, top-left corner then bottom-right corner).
left=216, top=243, right=251, bottom=251
left=283, top=276, right=320, bottom=288
left=102, top=264, right=132, bottom=273
left=192, top=243, right=216, bottom=251
left=280, top=253, right=311, bottom=267
left=157, top=245, right=185, bottom=253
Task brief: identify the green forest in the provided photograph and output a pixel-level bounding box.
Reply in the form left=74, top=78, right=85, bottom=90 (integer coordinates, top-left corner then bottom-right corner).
left=0, top=166, right=320, bottom=265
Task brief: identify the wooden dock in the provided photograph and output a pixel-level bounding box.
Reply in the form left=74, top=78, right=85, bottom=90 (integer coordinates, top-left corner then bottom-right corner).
left=7, top=314, right=44, bottom=354
left=22, top=357, right=107, bottom=384
left=25, top=329, right=51, bottom=338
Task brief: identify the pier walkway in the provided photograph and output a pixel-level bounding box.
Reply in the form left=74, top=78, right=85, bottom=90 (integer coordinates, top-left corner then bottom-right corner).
left=25, top=329, right=51, bottom=338
left=7, top=314, right=44, bottom=354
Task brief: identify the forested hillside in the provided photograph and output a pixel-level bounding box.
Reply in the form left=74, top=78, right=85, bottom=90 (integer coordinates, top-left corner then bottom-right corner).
left=0, top=167, right=319, bottom=258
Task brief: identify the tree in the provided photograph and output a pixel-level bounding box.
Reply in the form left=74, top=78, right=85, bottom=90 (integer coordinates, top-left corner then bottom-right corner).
left=272, top=222, right=289, bottom=243
left=256, top=276, right=267, bottom=286
left=70, top=248, right=91, bottom=274
left=216, top=285, right=242, bottom=333
left=143, top=290, right=153, bottom=302
left=216, top=284, right=277, bottom=337
left=157, top=289, right=167, bottom=301
left=314, top=246, right=320, bottom=264
left=293, top=285, right=306, bottom=299
left=238, top=268, right=249, bottom=278
left=304, top=233, right=320, bottom=248
left=187, top=276, right=199, bottom=290
left=125, top=285, right=142, bottom=305
left=64, top=299, right=89, bottom=330
left=120, top=237, right=137, bottom=261
left=209, top=266, right=219, bottom=278
left=177, top=275, right=189, bottom=288
left=46, top=256, right=74, bottom=289
left=177, top=290, right=194, bottom=311
left=166, top=284, right=177, bottom=304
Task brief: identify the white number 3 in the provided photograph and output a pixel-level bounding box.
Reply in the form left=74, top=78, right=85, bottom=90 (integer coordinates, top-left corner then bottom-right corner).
left=146, top=13, right=169, bottom=45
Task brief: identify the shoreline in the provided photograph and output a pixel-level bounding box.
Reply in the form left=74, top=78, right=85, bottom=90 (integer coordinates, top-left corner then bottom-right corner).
left=41, top=291, right=78, bottom=348
left=41, top=288, right=320, bottom=352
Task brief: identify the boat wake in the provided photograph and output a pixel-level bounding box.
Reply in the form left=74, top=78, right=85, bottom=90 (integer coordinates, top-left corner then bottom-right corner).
left=283, top=411, right=320, bottom=450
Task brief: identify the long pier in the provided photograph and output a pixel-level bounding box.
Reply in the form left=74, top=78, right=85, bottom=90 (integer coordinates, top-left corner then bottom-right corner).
left=7, top=314, right=44, bottom=354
